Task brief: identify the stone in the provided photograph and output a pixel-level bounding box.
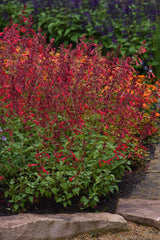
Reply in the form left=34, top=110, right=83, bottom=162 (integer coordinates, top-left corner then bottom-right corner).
left=116, top=198, right=160, bottom=230
left=129, top=173, right=160, bottom=199
left=146, top=160, right=160, bottom=173
left=0, top=212, right=128, bottom=240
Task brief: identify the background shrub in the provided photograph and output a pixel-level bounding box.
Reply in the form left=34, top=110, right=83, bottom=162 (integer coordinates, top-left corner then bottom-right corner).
left=0, top=0, right=160, bottom=72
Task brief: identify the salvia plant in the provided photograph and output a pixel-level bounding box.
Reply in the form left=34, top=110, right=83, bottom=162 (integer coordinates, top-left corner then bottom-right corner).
left=0, top=15, right=159, bottom=213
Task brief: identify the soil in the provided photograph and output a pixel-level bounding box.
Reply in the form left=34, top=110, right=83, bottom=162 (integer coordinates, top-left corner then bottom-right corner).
left=0, top=143, right=156, bottom=217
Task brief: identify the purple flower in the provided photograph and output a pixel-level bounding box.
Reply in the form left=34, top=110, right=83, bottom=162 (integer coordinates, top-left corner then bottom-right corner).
left=2, top=136, right=7, bottom=141
left=0, top=127, right=7, bottom=141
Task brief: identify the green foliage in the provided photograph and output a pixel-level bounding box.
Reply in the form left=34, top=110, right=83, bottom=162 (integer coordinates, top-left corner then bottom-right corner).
left=34, top=1, right=155, bottom=58
left=38, top=8, right=84, bottom=47
left=151, top=16, right=160, bottom=79
left=0, top=118, right=43, bottom=178
left=0, top=119, right=130, bottom=212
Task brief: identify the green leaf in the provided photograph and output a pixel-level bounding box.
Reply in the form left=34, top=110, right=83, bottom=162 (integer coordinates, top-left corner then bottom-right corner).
left=114, top=185, right=119, bottom=192
left=28, top=196, right=34, bottom=203
left=35, top=191, right=39, bottom=198
left=44, top=190, right=51, bottom=198
left=48, top=22, right=55, bottom=34
left=38, top=18, right=51, bottom=29
left=39, top=188, right=44, bottom=196
left=55, top=35, right=63, bottom=42
left=72, top=187, right=80, bottom=196
left=10, top=179, right=15, bottom=185
left=39, top=12, right=46, bottom=18
left=21, top=193, right=27, bottom=199
left=57, top=197, right=62, bottom=203
left=60, top=183, right=68, bottom=191
left=64, top=29, right=71, bottom=36
left=67, top=200, right=72, bottom=206
left=95, top=176, right=102, bottom=185
left=64, top=40, right=69, bottom=47
left=63, top=201, right=67, bottom=207
left=66, top=193, right=73, bottom=199
left=4, top=191, right=9, bottom=198
left=72, top=14, right=80, bottom=20
left=15, top=195, right=22, bottom=202
left=57, top=29, right=64, bottom=37
left=20, top=202, right=25, bottom=208
left=13, top=204, right=19, bottom=212
left=70, top=25, right=83, bottom=31
left=93, top=150, right=99, bottom=159
left=51, top=187, right=58, bottom=194
left=93, top=196, right=99, bottom=203
left=109, top=185, right=115, bottom=193
left=80, top=196, right=89, bottom=207
left=70, top=34, right=79, bottom=42
left=129, top=46, right=136, bottom=54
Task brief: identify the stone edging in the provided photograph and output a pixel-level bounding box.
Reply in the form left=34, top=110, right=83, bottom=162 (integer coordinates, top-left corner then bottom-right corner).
left=0, top=212, right=127, bottom=240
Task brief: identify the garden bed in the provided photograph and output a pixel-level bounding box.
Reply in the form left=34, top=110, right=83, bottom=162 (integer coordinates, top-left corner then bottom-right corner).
left=0, top=16, right=159, bottom=215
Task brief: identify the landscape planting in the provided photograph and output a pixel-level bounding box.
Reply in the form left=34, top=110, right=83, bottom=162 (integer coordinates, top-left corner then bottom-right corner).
left=0, top=14, right=159, bottom=213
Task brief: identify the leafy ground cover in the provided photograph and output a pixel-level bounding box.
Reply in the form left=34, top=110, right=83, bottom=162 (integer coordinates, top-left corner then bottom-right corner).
left=0, top=16, right=160, bottom=213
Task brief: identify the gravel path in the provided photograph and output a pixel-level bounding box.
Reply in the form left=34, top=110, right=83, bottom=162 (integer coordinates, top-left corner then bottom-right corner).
left=72, top=221, right=160, bottom=240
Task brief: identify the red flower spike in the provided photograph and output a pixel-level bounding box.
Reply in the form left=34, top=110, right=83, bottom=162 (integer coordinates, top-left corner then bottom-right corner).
left=40, top=165, right=49, bottom=175
left=69, top=175, right=75, bottom=182
left=0, top=176, right=4, bottom=181
left=46, top=153, right=50, bottom=158
left=28, top=164, right=39, bottom=167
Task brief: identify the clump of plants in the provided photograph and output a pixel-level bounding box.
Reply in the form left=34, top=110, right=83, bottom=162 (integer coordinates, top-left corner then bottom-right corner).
left=0, top=15, right=159, bottom=213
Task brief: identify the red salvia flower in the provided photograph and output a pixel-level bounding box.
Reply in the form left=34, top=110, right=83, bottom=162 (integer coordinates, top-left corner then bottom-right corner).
left=0, top=176, right=4, bottom=181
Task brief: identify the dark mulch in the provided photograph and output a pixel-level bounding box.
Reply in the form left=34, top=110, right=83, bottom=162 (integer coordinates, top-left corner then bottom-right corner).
left=0, top=143, right=156, bottom=217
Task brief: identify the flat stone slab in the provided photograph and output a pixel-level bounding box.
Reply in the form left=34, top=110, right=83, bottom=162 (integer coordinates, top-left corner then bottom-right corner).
left=154, top=146, right=160, bottom=159
left=146, top=160, right=160, bottom=172
left=0, top=212, right=128, bottom=240
left=129, top=173, right=160, bottom=199
left=116, top=198, right=160, bottom=230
